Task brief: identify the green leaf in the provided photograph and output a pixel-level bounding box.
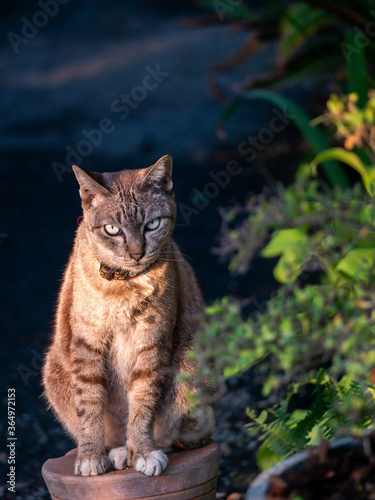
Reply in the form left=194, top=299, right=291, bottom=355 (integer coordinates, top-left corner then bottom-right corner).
left=256, top=442, right=282, bottom=471
left=219, top=90, right=350, bottom=188
left=262, top=228, right=311, bottom=283
left=279, top=3, right=332, bottom=60
left=311, top=148, right=375, bottom=197
left=336, top=248, right=375, bottom=283
left=261, top=228, right=309, bottom=257
left=346, top=31, right=368, bottom=108
left=273, top=252, right=300, bottom=284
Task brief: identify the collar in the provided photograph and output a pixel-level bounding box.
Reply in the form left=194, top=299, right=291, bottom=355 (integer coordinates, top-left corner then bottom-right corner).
left=99, top=262, right=144, bottom=281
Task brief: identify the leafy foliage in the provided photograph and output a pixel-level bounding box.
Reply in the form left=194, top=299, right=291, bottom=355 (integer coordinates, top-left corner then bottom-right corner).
left=218, top=89, right=350, bottom=188
left=220, top=167, right=375, bottom=281
left=193, top=92, right=375, bottom=470
left=313, top=91, right=375, bottom=161
left=197, top=0, right=375, bottom=96
left=247, top=370, right=375, bottom=470
left=197, top=0, right=375, bottom=190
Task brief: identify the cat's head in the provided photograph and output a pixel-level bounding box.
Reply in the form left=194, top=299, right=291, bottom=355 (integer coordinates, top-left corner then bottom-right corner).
left=72, top=155, right=176, bottom=273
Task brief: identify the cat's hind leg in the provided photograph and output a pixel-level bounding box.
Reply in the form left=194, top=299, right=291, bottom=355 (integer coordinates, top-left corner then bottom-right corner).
left=172, top=410, right=214, bottom=449
left=154, top=382, right=215, bottom=451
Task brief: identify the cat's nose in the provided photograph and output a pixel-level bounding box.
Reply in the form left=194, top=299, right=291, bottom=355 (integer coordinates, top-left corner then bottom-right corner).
left=130, top=252, right=144, bottom=262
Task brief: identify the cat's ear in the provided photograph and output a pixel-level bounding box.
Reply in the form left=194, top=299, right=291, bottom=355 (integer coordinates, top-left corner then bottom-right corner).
left=140, top=155, right=173, bottom=193
left=72, top=165, right=110, bottom=207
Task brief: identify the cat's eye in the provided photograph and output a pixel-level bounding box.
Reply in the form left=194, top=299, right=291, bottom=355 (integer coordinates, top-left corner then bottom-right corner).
left=104, top=224, right=121, bottom=236
left=145, top=218, right=160, bottom=231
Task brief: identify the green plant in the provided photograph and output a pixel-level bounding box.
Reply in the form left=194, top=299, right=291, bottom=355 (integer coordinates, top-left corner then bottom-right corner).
left=315, top=91, right=375, bottom=155
left=196, top=0, right=375, bottom=96
left=192, top=92, right=375, bottom=470
left=193, top=279, right=375, bottom=468
left=195, top=1, right=375, bottom=189
left=247, top=370, right=375, bottom=469
left=218, top=89, right=350, bottom=187
left=311, top=91, right=375, bottom=194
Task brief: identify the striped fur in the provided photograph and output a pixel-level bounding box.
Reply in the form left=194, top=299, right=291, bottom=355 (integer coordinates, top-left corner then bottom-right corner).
left=42, top=156, right=213, bottom=477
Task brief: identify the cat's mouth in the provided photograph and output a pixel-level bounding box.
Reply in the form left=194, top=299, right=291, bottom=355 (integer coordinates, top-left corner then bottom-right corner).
left=106, top=252, right=159, bottom=272
left=135, top=250, right=160, bottom=267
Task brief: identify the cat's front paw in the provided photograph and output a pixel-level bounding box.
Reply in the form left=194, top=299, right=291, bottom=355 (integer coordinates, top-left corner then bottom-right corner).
left=108, top=446, right=128, bottom=470
left=132, top=450, right=168, bottom=476
left=74, top=453, right=109, bottom=476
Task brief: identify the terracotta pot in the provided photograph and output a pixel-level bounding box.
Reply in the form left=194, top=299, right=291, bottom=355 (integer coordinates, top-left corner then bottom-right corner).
left=42, top=441, right=221, bottom=500
left=246, top=437, right=361, bottom=500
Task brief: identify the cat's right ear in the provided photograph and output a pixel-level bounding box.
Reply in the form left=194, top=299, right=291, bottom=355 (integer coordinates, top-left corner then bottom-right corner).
left=72, top=165, right=110, bottom=208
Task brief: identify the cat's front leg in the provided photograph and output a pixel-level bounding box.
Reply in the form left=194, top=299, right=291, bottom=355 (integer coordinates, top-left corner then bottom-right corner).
left=126, top=369, right=168, bottom=476
left=72, top=335, right=109, bottom=476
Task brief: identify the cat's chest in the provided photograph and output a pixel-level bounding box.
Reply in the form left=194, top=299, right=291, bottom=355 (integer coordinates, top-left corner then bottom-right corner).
left=104, top=283, right=162, bottom=379
left=104, top=296, right=152, bottom=381
left=105, top=294, right=139, bottom=330
left=108, top=327, right=143, bottom=381
left=84, top=277, right=156, bottom=331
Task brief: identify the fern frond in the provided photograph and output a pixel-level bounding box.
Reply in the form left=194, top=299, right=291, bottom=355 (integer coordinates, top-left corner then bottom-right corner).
left=246, top=407, right=298, bottom=457
left=292, top=377, right=330, bottom=447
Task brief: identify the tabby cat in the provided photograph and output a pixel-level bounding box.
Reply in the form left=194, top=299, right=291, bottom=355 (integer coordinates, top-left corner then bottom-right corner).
left=42, top=155, right=213, bottom=477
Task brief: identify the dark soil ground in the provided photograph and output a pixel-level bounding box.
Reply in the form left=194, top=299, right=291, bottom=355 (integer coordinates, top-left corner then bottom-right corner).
left=0, top=1, right=304, bottom=498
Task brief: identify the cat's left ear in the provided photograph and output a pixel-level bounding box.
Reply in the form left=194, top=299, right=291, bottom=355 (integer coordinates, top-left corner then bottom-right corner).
left=140, top=155, right=173, bottom=194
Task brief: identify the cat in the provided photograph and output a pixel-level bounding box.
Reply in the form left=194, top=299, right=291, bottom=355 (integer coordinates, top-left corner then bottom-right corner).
left=42, top=155, right=214, bottom=477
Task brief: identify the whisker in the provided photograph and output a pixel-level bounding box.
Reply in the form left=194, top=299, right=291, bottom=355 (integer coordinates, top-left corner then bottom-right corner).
left=157, top=258, right=188, bottom=263
left=160, top=251, right=194, bottom=263
left=160, top=248, right=192, bottom=257
left=159, top=251, right=190, bottom=259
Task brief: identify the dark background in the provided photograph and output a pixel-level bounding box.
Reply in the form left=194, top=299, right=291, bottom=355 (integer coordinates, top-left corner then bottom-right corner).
left=0, top=1, right=303, bottom=497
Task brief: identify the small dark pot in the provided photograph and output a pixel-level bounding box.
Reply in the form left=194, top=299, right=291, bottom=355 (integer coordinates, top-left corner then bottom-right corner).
left=246, top=437, right=362, bottom=500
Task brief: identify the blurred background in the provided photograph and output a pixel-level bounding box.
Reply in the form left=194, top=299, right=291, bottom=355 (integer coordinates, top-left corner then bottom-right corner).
left=1, top=0, right=374, bottom=498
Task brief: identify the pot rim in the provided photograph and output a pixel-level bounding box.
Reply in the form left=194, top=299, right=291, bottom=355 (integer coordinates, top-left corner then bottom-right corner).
left=246, top=437, right=362, bottom=500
